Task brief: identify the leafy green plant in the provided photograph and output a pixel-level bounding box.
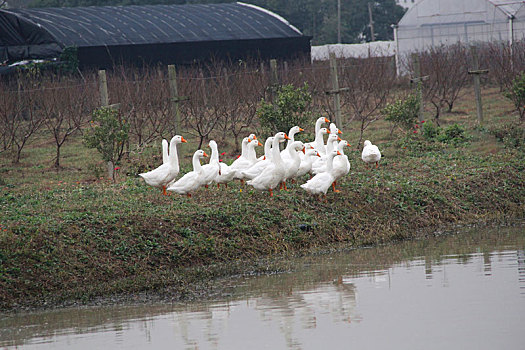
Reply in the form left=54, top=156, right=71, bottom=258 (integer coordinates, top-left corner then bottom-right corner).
left=83, top=107, right=128, bottom=181
left=257, top=83, right=313, bottom=137
left=382, top=93, right=420, bottom=132
left=438, top=123, right=468, bottom=145
left=503, top=71, right=525, bottom=121
left=422, top=120, right=441, bottom=140
left=489, top=123, right=525, bottom=152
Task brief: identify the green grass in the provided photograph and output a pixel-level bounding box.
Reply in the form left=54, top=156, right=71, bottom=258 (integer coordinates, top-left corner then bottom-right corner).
left=0, top=85, right=524, bottom=310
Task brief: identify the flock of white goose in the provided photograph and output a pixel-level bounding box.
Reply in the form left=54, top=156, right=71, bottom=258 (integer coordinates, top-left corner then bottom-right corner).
left=139, top=117, right=382, bottom=199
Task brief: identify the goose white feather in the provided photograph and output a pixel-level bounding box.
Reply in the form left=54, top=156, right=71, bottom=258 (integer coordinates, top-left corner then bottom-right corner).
left=139, top=135, right=187, bottom=195
left=167, top=150, right=208, bottom=197
left=362, top=140, right=381, bottom=168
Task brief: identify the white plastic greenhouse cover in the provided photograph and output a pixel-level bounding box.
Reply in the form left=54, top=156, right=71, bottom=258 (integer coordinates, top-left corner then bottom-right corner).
left=395, top=0, right=525, bottom=57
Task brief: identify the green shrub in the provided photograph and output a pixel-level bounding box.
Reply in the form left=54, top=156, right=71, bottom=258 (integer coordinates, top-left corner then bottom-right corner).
left=83, top=107, right=129, bottom=180
left=257, top=83, right=314, bottom=137
left=503, top=71, right=525, bottom=121
left=489, top=123, right=525, bottom=152
left=382, top=94, right=420, bottom=131
left=438, top=123, right=468, bottom=145
left=422, top=120, right=440, bottom=140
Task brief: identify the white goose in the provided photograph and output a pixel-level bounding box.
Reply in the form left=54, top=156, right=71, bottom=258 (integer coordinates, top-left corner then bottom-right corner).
left=362, top=140, right=381, bottom=168
left=247, top=132, right=290, bottom=197
left=281, top=126, right=304, bottom=160
left=139, top=135, right=187, bottom=195
left=296, top=148, right=321, bottom=178
left=282, top=140, right=305, bottom=190
left=309, top=127, right=330, bottom=156
left=167, top=150, right=208, bottom=197
left=332, top=140, right=351, bottom=192
left=311, top=133, right=341, bottom=174
left=232, top=138, right=262, bottom=183
left=241, top=137, right=274, bottom=180
left=199, top=140, right=221, bottom=188
left=300, top=150, right=341, bottom=198
left=329, top=122, right=343, bottom=136
left=306, top=117, right=330, bottom=149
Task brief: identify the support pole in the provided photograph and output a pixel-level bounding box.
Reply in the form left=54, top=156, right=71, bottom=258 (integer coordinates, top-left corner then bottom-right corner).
left=411, top=53, right=425, bottom=122
left=329, top=52, right=342, bottom=127
left=168, top=64, right=181, bottom=135
left=98, top=69, right=113, bottom=180
left=270, top=59, right=279, bottom=102
left=468, top=46, right=489, bottom=125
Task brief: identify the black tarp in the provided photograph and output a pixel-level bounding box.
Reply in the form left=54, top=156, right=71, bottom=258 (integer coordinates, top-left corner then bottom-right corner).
left=1, top=3, right=311, bottom=68
left=0, top=9, right=62, bottom=63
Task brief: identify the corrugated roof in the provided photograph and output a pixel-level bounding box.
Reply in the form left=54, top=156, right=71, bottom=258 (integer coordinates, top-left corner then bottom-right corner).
left=9, top=2, right=303, bottom=48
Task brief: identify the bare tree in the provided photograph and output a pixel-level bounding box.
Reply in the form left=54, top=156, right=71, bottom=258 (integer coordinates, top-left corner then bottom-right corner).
left=419, top=44, right=469, bottom=123
left=340, top=56, right=396, bottom=146
left=40, top=76, right=97, bottom=168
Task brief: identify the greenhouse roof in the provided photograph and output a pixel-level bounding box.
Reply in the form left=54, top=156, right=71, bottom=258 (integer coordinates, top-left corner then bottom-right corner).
left=6, top=2, right=303, bottom=48
left=489, top=0, right=525, bottom=17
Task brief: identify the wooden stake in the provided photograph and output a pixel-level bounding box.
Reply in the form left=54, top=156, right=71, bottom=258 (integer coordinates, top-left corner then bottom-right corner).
left=468, top=46, right=489, bottom=125
left=329, top=52, right=342, bottom=127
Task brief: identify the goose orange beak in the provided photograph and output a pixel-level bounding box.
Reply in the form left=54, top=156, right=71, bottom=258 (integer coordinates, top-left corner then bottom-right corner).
left=284, top=133, right=291, bottom=140
left=337, top=151, right=342, bottom=155
left=253, top=135, right=257, bottom=140
left=258, top=141, right=263, bottom=146
left=347, top=143, right=351, bottom=147
left=302, top=147, right=306, bottom=154
left=181, top=136, right=188, bottom=143
left=337, top=137, right=342, bottom=141
left=299, top=127, right=304, bottom=132
left=324, top=118, right=330, bottom=123
left=338, top=129, right=343, bottom=134
left=316, top=152, right=321, bottom=157
left=326, top=130, right=331, bottom=134
left=203, top=152, right=209, bottom=157
left=263, top=156, right=266, bottom=160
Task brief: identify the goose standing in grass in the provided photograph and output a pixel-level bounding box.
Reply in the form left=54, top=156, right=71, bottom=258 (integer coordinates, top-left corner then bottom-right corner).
left=296, top=148, right=321, bottom=178
left=331, top=140, right=351, bottom=192
left=308, top=127, right=330, bottom=156
left=247, top=132, right=290, bottom=197
left=232, top=138, right=262, bottom=183
left=241, top=137, right=274, bottom=180
left=167, top=150, right=208, bottom=197
left=311, top=133, right=341, bottom=174
left=281, top=126, right=304, bottom=160
left=282, top=141, right=305, bottom=190
left=362, top=140, right=381, bottom=168
left=139, top=135, right=187, bottom=195
left=301, top=150, right=341, bottom=199
left=199, top=140, right=221, bottom=188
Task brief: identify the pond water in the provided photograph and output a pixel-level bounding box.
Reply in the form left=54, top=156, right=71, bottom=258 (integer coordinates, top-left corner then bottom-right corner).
left=1, top=224, right=524, bottom=349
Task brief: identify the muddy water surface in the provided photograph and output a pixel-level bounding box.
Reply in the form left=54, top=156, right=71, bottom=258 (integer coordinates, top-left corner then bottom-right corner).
left=1, top=225, right=524, bottom=349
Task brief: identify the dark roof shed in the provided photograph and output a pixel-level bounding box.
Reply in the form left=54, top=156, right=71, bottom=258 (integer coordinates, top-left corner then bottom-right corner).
left=1, top=2, right=311, bottom=68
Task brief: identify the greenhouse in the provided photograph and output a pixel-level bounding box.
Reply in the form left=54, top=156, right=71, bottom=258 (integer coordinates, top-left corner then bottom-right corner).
left=394, top=0, right=525, bottom=57
left=0, top=2, right=311, bottom=69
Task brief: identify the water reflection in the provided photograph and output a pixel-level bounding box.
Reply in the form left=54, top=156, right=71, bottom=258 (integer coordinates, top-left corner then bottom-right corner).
left=1, top=225, right=524, bottom=349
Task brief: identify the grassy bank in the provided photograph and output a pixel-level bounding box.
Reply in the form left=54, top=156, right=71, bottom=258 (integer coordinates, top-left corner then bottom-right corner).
left=1, top=87, right=524, bottom=311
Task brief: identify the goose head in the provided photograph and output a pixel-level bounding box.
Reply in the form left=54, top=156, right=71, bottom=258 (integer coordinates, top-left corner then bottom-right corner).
left=364, top=140, right=372, bottom=147
left=171, top=135, right=187, bottom=144
left=274, top=132, right=290, bottom=143
left=289, top=141, right=305, bottom=154
left=248, top=133, right=257, bottom=141
left=288, top=125, right=304, bottom=137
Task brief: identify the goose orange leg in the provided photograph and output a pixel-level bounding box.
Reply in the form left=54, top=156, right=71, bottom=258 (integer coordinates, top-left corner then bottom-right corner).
left=269, top=188, right=274, bottom=197
left=162, top=186, right=167, bottom=196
